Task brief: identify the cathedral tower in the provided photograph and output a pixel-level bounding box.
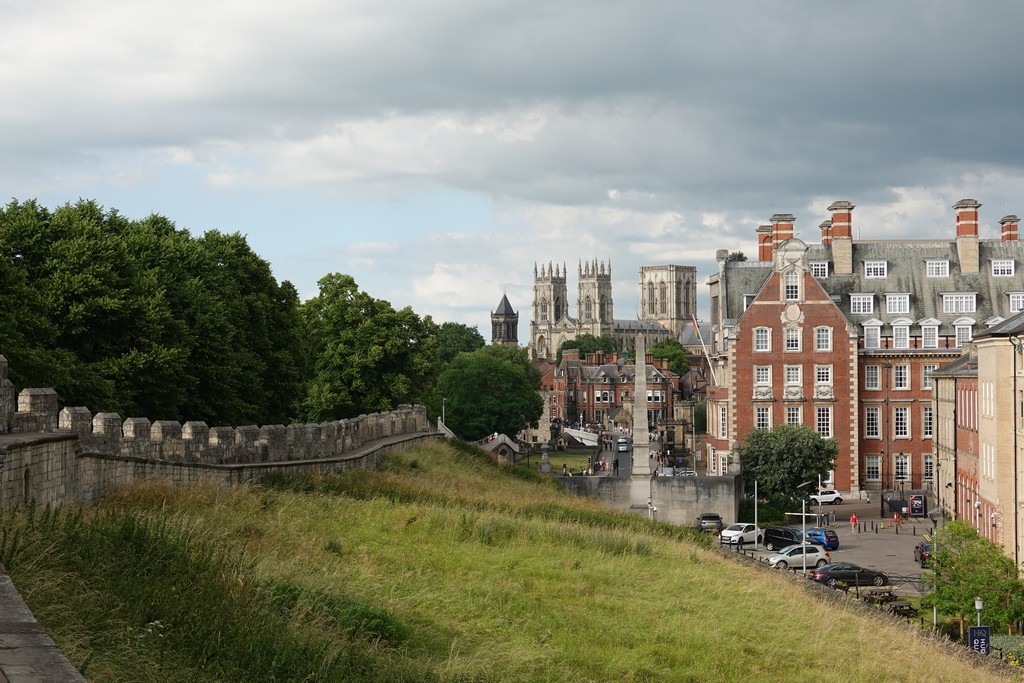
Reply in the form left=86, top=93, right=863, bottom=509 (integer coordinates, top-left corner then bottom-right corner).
left=639, top=265, right=698, bottom=338
left=530, top=262, right=570, bottom=360
left=577, top=259, right=614, bottom=339
left=490, top=294, right=519, bottom=347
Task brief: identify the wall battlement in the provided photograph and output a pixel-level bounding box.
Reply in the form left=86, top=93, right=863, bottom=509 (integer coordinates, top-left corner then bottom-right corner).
left=0, top=354, right=435, bottom=507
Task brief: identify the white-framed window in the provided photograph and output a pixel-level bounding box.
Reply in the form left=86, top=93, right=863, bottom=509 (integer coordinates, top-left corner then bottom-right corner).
left=992, top=259, right=1015, bottom=277
left=755, top=406, right=770, bottom=430
left=955, top=324, right=973, bottom=347
left=810, top=261, right=828, bottom=278
left=894, top=406, right=909, bottom=437
left=894, top=453, right=909, bottom=481
left=865, top=406, right=880, bottom=437
left=922, top=364, right=937, bottom=390
left=815, top=327, right=832, bottom=352
left=893, top=324, right=910, bottom=349
left=785, top=327, right=801, bottom=351
left=926, top=259, right=949, bottom=277
left=886, top=294, right=910, bottom=314
left=786, top=406, right=801, bottom=424
left=785, top=365, right=801, bottom=385
left=851, top=294, right=874, bottom=314
left=1011, top=293, right=1024, bottom=313
left=864, top=260, right=888, bottom=278
left=754, top=327, right=771, bottom=352
left=815, top=365, right=832, bottom=385
left=755, top=366, right=771, bottom=385
left=894, top=365, right=909, bottom=389
left=816, top=406, right=832, bottom=437
left=865, top=365, right=880, bottom=390
left=866, top=455, right=881, bottom=482
left=864, top=325, right=880, bottom=349
left=719, top=406, right=727, bottom=438
left=942, top=293, right=977, bottom=313
left=922, top=325, right=938, bottom=349
left=924, top=453, right=934, bottom=481
left=709, top=446, right=717, bottom=474
left=923, top=404, right=933, bottom=438
left=784, top=270, right=800, bottom=301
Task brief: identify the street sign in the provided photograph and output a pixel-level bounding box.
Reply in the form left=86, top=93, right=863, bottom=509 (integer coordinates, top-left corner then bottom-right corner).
left=909, top=494, right=926, bottom=516
left=969, top=626, right=991, bottom=655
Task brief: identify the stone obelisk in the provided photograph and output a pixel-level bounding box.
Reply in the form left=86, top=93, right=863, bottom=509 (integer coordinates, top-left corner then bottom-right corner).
left=630, top=333, right=652, bottom=477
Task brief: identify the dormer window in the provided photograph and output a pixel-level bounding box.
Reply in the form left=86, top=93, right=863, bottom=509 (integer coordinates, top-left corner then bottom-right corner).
left=864, top=260, right=887, bottom=278
left=886, top=293, right=910, bottom=314
left=926, top=259, right=949, bottom=277
left=992, top=259, right=1015, bottom=277
left=851, top=294, right=874, bottom=315
left=942, top=293, right=977, bottom=314
left=1010, top=292, right=1024, bottom=313
left=810, top=261, right=828, bottom=278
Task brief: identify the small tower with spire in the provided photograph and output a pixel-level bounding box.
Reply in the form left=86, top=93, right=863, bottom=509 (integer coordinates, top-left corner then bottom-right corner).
left=491, top=294, right=519, bottom=347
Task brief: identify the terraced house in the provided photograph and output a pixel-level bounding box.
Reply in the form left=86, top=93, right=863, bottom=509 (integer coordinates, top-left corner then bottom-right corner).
left=704, top=199, right=1024, bottom=499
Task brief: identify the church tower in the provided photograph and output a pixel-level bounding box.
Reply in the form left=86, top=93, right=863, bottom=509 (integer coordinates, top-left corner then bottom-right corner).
left=577, top=259, right=614, bottom=339
left=639, top=265, right=698, bottom=338
left=490, top=294, right=519, bottom=347
left=530, top=262, right=569, bottom=360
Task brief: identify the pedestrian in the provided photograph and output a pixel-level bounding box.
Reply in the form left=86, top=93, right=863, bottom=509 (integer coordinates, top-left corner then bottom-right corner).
left=866, top=492, right=871, bottom=505
left=850, top=512, right=858, bottom=533
left=562, top=463, right=567, bottom=476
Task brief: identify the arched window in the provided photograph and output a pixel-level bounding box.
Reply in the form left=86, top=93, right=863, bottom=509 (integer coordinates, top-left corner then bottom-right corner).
left=647, top=283, right=655, bottom=315
left=585, top=296, right=593, bottom=321
left=659, top=283, right=667, bottom=314
left=784, top=270, right=800, bottom=301
left=540, top=297, right=549, bottom=322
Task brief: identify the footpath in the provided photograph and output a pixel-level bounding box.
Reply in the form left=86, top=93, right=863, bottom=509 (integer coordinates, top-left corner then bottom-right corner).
left=0, top=564, right=85, bottom=682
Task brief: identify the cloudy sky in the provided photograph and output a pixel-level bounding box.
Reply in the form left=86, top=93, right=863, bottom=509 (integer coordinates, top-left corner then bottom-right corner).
left=5, top=1, right=1024, bottom=342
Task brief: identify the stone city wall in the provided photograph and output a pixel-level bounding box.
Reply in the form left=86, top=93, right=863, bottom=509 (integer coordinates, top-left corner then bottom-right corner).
left=0, top=354, right=435, bottom=507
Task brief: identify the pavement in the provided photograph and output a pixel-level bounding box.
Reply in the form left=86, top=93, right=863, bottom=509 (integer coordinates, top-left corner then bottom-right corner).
left=730, top=497, right=935, bottom=595
left=0, top=565, right=85, bottom=682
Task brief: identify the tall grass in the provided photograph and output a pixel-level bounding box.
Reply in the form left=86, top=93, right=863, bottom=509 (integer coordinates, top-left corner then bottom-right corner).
left=0, top=440, right=1015, bottom=682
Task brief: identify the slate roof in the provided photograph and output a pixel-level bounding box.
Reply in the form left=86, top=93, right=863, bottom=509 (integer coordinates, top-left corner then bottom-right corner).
left=494, top=294, right=516, bottom=315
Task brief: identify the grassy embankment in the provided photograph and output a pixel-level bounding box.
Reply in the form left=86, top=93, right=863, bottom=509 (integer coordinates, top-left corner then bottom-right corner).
left=0, top=439, right=1015, bottom=682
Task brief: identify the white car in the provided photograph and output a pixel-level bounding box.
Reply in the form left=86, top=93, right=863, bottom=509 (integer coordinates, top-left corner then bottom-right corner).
left=761, top=544, right=831, bottom=570
left=719, top=523, right=762, bottom=545
left=810, top=489, right=843, bottom=505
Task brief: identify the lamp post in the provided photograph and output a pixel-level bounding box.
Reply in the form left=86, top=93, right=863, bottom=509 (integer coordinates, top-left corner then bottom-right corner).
left=797, top=480, right=813, bottom=574
left=975, top=596, right=984, bottom=627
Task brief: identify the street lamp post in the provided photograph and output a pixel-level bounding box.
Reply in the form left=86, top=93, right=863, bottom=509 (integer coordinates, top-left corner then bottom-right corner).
left=797, top=480, right=813, bottom=574
left=975, top=596, right=984, bottom=627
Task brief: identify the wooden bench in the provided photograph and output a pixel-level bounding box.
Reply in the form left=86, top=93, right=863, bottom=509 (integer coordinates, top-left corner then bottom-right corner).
left=889, top=601, right=917, bottom=618
left=865, top=589, right=897, bottom=605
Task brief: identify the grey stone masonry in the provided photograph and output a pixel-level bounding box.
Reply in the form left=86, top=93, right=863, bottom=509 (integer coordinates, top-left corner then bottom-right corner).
left=0, top=356, right=14, bottom=435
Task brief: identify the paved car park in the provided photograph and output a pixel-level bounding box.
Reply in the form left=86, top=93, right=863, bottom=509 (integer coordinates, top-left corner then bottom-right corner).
left=730, top=498, right=936, bottom=595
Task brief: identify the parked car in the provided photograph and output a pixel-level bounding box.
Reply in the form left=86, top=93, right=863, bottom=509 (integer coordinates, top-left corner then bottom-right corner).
left=805, top=527, right=840, bottom=550
left=809, top=563, right=889, bottom=588
left=720, top=523, right=761, bottom=545
left=914, top=542, right=934, bottom=567
left=810, top=489, right=844, bottom=505
left=761, top=544, right=831, bottom=569
left=762, top=526, right=808, bottom=551
left=696, top=512, right=724, bottom=533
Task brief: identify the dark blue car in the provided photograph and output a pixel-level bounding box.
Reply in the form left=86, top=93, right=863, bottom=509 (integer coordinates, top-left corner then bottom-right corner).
left=805, top=527, right=840, bottom=550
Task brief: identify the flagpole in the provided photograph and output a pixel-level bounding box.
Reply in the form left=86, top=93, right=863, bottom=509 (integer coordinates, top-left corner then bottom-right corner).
left=691, top=314, right=718, bottom=386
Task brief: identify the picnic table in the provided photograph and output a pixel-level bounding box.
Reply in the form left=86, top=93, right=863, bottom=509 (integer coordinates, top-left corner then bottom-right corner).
left=865, top=589, right=897, bottom=605
left=889, top=601, right=917, bottom=618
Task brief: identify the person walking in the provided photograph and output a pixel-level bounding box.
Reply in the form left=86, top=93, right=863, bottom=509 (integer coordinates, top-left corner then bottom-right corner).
left=850, top=512, right=858, bottom=533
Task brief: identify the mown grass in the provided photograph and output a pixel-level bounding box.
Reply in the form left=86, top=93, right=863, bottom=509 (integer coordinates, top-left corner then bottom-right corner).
left=0, top=439, right=1016, bottom=682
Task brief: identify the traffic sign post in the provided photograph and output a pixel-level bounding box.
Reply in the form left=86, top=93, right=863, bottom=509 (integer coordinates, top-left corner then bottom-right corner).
left=969, top=626, right=991, bottom=655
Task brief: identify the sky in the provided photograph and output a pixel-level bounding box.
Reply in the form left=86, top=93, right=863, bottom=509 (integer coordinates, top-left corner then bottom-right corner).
left=5, top=1, right=1024, bottom=344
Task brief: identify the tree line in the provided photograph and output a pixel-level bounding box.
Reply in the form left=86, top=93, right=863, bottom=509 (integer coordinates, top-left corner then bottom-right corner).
left=0, top=199, right=541, bottom=440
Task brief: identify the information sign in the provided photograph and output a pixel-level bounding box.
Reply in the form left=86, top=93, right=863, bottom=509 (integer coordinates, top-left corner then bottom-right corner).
left=970, top=626, right=990, bottom=655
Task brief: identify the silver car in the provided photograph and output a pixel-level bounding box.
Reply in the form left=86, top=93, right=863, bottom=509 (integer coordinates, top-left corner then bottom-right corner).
left=761, top=544, right=831, bottom=569
left=719, top=523, right=762, bottom=545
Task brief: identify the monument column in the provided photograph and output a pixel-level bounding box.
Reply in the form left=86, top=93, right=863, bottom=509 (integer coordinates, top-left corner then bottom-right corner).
left=630, top=333, right=652, bottom=477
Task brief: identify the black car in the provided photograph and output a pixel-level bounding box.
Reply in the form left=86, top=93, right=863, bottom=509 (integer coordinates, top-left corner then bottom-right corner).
left=762, top=526, right=807, bottom=551
left=914, top=542, right=934, bottom=567
left=810, top=563, right=889, bottom=588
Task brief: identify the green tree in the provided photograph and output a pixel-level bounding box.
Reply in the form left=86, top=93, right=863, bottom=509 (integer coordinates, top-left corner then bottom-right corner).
left=739, top=424, right=837, bottom=503
left=726, top=251, right=747, bottom=262
left=693, top=400, right=707, bottom=433
left=648, top=338, right=691, bottom=377
left=923, top=520, right=1024, bottom=638
left=297, top=274, right=438, bottom=421
left=436, top=321, right=485, bottom=367
left=437, top=345, right=543, bottom=441
left=555, top=334, right=617, bottom=364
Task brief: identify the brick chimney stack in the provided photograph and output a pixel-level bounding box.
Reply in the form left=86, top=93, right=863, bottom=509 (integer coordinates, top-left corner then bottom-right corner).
left=771, top=214, right=795, bottom=250
left=1000, top=214, right=1020, bottom=241
left=954, top=198, right=981, bottom=273
left=819, top=219, right=832, bottom=246
left=828, top=201, right=855, bottom=274
left=757, top=225, right=773, bottom=261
